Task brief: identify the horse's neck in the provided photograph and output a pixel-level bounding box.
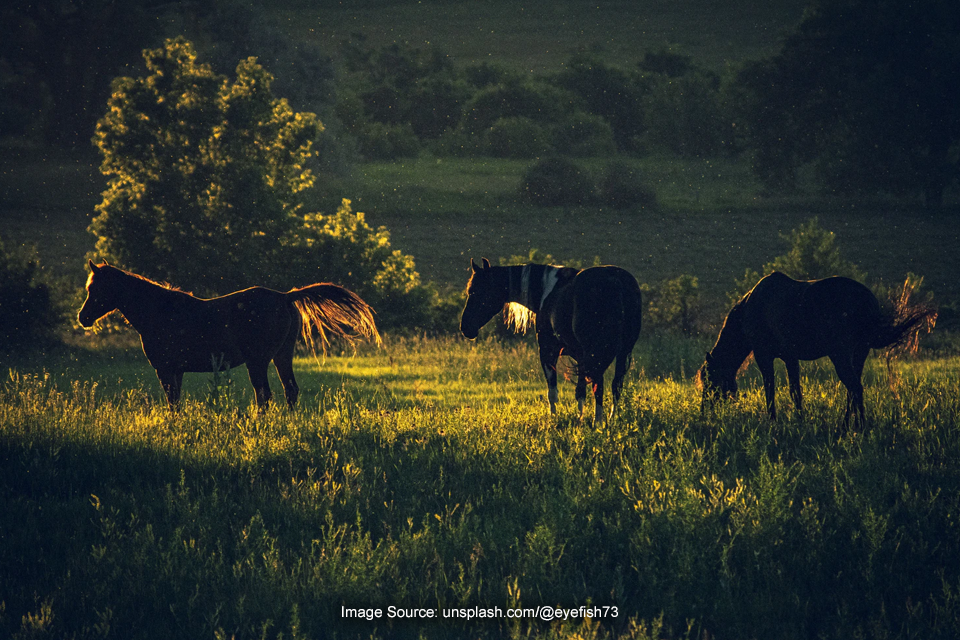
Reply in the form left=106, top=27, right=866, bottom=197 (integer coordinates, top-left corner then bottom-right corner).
left=712, top=305, right=752, bottom=368
left=505, top=264, right=562, bottom=313
left=114, top=273, right=181, bottom=331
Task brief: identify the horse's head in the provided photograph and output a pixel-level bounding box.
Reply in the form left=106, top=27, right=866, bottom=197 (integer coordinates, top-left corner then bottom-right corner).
left=696, top=351, right=739, bottom=410
left=78, top=260, right=120, bottom=328
left=460, top=258, right=506, bottom=339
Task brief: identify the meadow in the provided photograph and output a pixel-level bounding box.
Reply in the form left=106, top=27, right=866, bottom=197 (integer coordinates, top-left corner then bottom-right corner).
left=4, top=1, right=960, bottom=635
left=2, top=334, right=960, bottom=639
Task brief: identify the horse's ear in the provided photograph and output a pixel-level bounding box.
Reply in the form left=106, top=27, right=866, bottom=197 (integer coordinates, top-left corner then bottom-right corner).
left=471, top=258, right=481, bottom=273
left=481, top=257, right=491, bottom=269
left=88, top=259, right=99, bottom=274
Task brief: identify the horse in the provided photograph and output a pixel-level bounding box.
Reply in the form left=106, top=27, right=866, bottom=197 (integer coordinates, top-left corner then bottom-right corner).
left=460, top=258, right=642, bottom=421
left=696, top=271, right=935, bottom=429
left=78, top=260, right=380, bottom=411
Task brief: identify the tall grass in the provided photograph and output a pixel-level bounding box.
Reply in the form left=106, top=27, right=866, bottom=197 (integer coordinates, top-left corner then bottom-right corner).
left=2, top=338, right=960, bottom=639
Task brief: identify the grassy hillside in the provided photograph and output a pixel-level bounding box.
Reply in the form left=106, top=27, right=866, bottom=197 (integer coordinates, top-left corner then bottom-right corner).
left=286, top=0, right=809, bottom=73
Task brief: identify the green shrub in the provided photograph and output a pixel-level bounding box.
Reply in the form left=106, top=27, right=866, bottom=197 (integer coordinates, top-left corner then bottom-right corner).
left=727, top=217, right=867, bottom=306
left=0, top=238, right=59, bottom=351
left=486, top=117, right=551, bottom=159
left=597, top=160, right=657, bottom=209
left=356, top=121, right=421, bottom=160
left=551, top=112, right=617, bottom=157
left=460, top=80, right=572, bottom=136
left=641, top=274, right=701, bottom=336
left=518, top=157, right=595, bottom=206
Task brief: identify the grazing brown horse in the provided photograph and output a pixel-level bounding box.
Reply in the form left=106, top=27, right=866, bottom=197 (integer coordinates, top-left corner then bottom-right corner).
left=460, top=258, right=642, bottom=421
left=78, top=261, right=380, bottom=410
left=697, top=271, right=935, bottom=429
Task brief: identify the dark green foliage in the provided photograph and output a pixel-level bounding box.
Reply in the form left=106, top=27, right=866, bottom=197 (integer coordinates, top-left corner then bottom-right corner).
left=737, top=0, right=960, bottom=204
left=551, top=112, right=617, bottom=158
left=355, top=122, right=421, bottom=160
left=518, top=157, right=595, bottom=206
left=486, top=117, right=551, bottom=159
left=728, top=217, right=867, bottom=306
left=460, top=80, right=573, bottom=137
left=638, top=49, right=695, bottom=78
left=405, top=76, right=473, bottom=139
left=641, top=71, right=728, bottom=157
left=597, top=161, right=657, bottom=209
left=91, top=37, right=321, bottom=293
left=641, top=274, right=701, bottom=335
left=554, top=54, right=646, bottom=153
left=0, top=238, right=59, bottom=351
left=0, top=0, right=157, bottom=146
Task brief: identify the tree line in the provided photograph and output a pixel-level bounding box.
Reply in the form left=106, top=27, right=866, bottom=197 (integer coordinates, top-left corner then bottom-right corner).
left=3, top=0, right=958, bottom=204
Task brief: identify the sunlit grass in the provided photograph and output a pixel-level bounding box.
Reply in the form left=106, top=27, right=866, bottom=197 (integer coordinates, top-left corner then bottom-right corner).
left=3, top=337, right=960, bottom=639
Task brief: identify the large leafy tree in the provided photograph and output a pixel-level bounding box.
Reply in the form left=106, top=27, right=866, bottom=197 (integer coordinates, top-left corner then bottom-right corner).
left=90, top=37, right=322, bottom=293
left=739, top=0, right=960, bottom=205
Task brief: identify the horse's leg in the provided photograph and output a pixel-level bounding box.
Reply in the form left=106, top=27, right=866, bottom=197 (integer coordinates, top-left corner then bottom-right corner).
left=156, top=369, right=184, bottom=411
left=246, top=360, right=273, bottom=412
left=273, top=323, right=301, bottom=409
left=755, top=353, right=777, bottom=420
left=610, top=351, right=632, bottom=419
left=784, top=358, right=803, bottom=419
left=830, top=350, right=867, bottom=431
left=591, top=375, right=605, bottom=423
left=273, top=353, right=300, bottom=409
left=572, top=368, right=587, bottom=418
left=537, top=332, right=562, bottom=415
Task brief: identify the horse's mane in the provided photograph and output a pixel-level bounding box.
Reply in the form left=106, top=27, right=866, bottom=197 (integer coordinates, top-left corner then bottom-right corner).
left=503, top=302, right=535, bottom=334
left=97, top=263, right=191, bottom=295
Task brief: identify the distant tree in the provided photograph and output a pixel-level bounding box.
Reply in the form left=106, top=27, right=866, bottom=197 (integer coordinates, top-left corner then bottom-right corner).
left=554, top=54, right=645, bottom=152
left=738, top=0, right=960, bottom=204
left=0, top=0, right=157, bottom=146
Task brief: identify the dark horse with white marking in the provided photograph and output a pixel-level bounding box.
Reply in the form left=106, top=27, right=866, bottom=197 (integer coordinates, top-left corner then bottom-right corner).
left=460, top=258, right=642, bottom=421
left=78, top=261, right=380, bottom=410
left=697, top=271, right=935, bottom=429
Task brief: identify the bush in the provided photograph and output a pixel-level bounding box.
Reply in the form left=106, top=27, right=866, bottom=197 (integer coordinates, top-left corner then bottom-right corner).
left=518, top=157, right=595, bottom=206
left=486, top=117, right=552, bottom=159
left=641, top=274, right=701, bottom=336
left=597, top=161, right=657, bottom=209
left=727, top=217, right=867, bottom=306
left=460, top=80, right=573, bottom=136
left=356, top=122, right=421, bottom=160
left=283, top=199, right=449, bottom=332
left=0, top=238, right=59, bottom=352
left=551, top=112, right=617, bottom=157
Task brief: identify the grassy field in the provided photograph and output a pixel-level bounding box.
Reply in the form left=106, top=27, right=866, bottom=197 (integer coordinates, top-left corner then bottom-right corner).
left=3, top=2, right=960, bottom=636
left=2, top=337, right=960, bottom=638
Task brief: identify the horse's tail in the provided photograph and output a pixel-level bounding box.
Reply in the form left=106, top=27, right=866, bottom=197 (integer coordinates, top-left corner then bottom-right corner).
left=872, top=308, right=936, bottom=353
left=286, top=283, right=381, bottom=354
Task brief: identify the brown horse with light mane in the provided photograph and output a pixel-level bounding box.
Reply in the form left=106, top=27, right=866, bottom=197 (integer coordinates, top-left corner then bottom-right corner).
left=78, top=261, right=380, bottom=410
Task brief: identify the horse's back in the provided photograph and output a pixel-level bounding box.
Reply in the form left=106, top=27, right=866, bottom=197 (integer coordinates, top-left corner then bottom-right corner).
left=745, top=271, right=881, bottom=358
